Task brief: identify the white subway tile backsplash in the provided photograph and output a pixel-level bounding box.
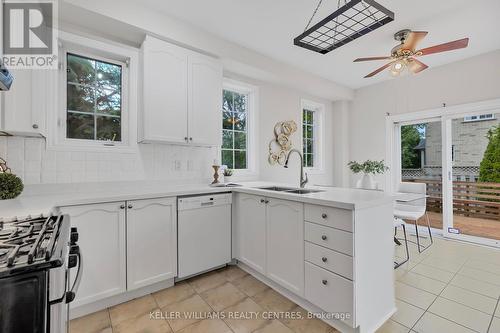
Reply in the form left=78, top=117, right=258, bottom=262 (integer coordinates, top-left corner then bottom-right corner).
left=1, top=137, right=217, bottom=185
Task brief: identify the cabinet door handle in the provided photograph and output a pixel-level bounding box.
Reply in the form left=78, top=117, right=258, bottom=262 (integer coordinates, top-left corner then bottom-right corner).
left=322, top=257, right=328, bottom=263
left=322, top=279, right=328, bottom=285
left=120, top=204, right=125, bottom=209
left=260, top=199, right=265, bottom=203
left=322, top=213, right=328, bottom=219
left=264, top=200, right=269, bottom=204
left=321, top=235, right=327, bottom=241
left=128, top=204, right=133, bottom=209
left=189, top=137, right=193, bottom=141
left=184, top=137, right=188, bottom=142
left=32, top=124, right=39, bottom=129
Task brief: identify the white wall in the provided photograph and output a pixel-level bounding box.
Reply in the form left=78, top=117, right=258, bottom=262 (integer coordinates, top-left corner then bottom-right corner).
left=349, top=50, right=500, bottom=188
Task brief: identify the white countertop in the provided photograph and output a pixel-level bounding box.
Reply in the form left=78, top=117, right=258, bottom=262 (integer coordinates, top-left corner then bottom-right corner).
left=0, top=180, right=394, bottom=220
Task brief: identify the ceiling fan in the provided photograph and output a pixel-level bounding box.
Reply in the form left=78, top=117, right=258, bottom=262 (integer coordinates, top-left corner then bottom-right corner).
left=354, top=29, right=469, bottom=78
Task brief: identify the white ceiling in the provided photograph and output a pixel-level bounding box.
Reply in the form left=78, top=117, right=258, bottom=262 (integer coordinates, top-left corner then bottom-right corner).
left=131, top=0, right=500, bottom=89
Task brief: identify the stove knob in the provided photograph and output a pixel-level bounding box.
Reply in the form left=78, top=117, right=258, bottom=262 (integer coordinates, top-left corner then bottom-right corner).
left=66, top=291, right=75, bottom=303
left=70, top=231, right=79, bottom=244
left=69, top=245, right=80, bottom=255
left=68, top=254, right=78, bottom=268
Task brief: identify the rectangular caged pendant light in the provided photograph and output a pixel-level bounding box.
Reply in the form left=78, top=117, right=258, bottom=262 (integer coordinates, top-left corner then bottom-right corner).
left=294, top=0, right=394, bottom=54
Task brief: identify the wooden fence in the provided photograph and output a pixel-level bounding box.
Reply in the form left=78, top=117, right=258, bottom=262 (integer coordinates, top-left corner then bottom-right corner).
left=406, top=179, right=500, bottom=221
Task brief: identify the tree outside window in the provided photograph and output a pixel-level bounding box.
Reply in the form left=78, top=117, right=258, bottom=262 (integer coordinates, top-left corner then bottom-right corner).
left=221, top=89, right=248, bottom=169
left=66, top=53, right=122, bottom=141
left=303, top=109, right=314, bottom=167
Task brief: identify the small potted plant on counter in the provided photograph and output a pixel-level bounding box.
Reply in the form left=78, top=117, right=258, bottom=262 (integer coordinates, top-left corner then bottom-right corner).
left=348, top=160, right=389, bottom=190
left=224, top=168, right=234, bottom=183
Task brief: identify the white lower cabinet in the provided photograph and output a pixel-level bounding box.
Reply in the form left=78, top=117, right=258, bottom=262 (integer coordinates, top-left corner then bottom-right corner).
left=60, top=197, right=177, bottom=308
left=60, top=202, right=127, bottom=307
left=234, top=194, right=304, bottom=295
left=234, top=193, right=267, bottom=274
left=266, top=198, right=304, bottom=296
left=305, top=262, right=354, bottom=327
left=126, top=197, right=177, bottom=290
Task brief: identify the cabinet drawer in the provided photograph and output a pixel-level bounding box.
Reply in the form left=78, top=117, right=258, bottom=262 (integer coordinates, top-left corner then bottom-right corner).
left=305, top=262, right=354, bottom=327
left=304, top=204, right=352, bottom=232
left=305, top=242, right=353, bottom=280
left=305, top=222, right=353, bottom=256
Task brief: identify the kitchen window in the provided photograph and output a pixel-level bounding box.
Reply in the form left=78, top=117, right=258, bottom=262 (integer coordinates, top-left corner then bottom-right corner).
left=66, top=53, right=123, bottom=142
left=222, top=89, right=248, bottom=169
left=301, top=99, right=324, bottom=172
left=220, top=80, right=258, bottom=174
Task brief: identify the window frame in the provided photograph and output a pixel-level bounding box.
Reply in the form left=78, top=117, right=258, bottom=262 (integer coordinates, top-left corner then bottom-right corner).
left=221, top=79, right=258, bottom=177
left=49, top=31, right=138, bottom=152
left=301, top=99, right=324, bottom=174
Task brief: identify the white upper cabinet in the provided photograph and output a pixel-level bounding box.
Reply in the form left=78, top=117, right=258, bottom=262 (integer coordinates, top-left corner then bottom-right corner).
left=126, top=197, right=177, bottom=290
left=1, top=69, right=46, bottom=136
left=188, top=53, right=223, bottom=146
left=140, top=35, right=222, bottom=146
left=140, top=36, right=188, bottom=144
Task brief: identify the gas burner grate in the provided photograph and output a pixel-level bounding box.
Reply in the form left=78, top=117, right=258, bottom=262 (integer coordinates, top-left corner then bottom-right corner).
left=0, top=216, right=61, bottom=267
left=294, top=0, right=394, bottom=54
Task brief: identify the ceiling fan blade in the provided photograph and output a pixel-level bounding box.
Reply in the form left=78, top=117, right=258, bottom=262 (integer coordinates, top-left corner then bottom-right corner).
left=407, top=58, right=428, bottom=74
left=417, top=38, right=469, bottom=56
left=364, top=61, right=395, bottom=78
left=401, top=31, right=428, bottom=51
left=354, top=56, right=392, bottom=62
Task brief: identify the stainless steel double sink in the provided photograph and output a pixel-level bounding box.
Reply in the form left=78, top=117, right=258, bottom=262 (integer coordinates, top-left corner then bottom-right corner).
left=257, top=186, right=324, bottom=195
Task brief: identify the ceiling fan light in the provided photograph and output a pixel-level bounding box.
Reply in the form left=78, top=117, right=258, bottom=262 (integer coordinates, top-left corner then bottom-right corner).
left=390, top=60, right=405, bottom=75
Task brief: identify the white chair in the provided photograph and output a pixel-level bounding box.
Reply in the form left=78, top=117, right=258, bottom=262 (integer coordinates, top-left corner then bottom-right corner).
left=394, top=182, right=433, bottom=253
left=393, top=218, right=409, bottom=269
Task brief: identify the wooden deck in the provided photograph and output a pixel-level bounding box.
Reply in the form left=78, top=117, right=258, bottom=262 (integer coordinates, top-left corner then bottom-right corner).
left=415, top=211, right=500, bottom=240
left=403, top=179, right=499, bottom=241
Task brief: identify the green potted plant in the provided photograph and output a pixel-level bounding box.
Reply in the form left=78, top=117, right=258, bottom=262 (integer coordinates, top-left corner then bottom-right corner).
left=0, top=172, right=24, bottom=200
left=348, top=160, right=389, bottom=190
left=223, top=168, right=234, bottom=183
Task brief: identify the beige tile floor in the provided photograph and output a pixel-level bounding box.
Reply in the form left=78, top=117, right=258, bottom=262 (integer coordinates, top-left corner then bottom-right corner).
left=383, top=233, right=500, bottom=333
left=70, top=235, right=500, bottom=333
left=70, top=265, right=339, bottom=333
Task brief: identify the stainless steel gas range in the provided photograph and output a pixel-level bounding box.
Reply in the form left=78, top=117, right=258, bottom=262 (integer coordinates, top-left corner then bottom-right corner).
left=0, top=214, right=81, bottom=333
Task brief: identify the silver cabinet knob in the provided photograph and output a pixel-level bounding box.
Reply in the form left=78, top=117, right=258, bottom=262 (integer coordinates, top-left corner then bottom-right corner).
left=260, top=199, right=265, bottom=203
left=184, top=137, right=188, bottom=141
left=32, top=124, right=39, bottom=129
left=120, top=204, right=125, bottom=209
left=322, top=257, right=328, bottom=263
left=189, top=137, right=193, bottom=141
left=128, top=204, right=133, bottom=209
left=322, top=279, right=328, bottom=285
left=321, top=213, right=327, bottom=219
left=321, top=235, right=327, bottom=240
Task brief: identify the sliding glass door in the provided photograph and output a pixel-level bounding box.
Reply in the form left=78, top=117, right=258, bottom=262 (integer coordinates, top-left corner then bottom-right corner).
left=391, top=103, right=500, bottom=248
left=443, top=112, right=500, bottom=246
left=398, top=120, right=443, bottom=232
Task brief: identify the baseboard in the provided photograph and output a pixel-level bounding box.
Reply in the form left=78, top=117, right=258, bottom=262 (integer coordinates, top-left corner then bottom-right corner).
left=69, top=278, right=174, bottom=319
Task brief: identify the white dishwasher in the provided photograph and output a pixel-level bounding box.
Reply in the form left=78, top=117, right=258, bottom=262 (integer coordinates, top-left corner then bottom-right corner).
left=177, top=193, right=232, bottom=279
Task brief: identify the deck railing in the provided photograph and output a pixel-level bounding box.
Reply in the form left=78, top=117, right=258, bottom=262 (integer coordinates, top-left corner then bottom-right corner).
left=404, top=179, right=500, bottom=221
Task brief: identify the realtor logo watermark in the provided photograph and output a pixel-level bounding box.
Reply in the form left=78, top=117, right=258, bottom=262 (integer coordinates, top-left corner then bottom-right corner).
left=2, top=0, right=58, bottom=69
